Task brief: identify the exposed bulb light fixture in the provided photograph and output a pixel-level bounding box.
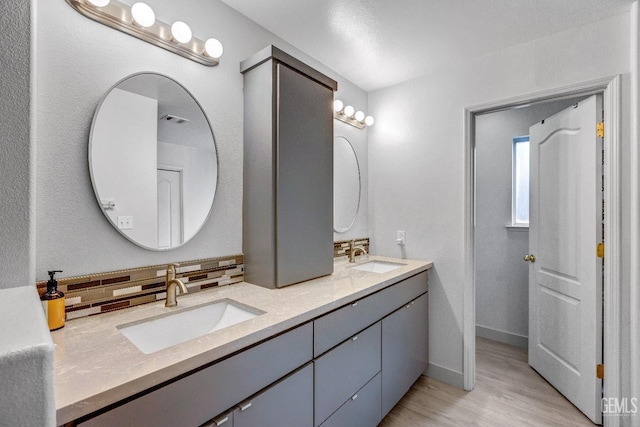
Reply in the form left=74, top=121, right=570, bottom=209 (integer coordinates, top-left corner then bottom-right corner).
left=171, top=21, right=192, bottom=44
left=66, top=0, right=223, bottom=66
left=332, top=99, right=374, bottom=129
left=343, top=105, right=355, bottom=118
left=131, top=2, right=155, bottom=28
left=204, top=38, right=224, bottom=59
left=86, top=0, right=110, bottom=6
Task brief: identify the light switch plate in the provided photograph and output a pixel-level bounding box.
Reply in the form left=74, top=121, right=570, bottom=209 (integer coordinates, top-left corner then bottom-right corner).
left=396, top=230, right=406, bottom=245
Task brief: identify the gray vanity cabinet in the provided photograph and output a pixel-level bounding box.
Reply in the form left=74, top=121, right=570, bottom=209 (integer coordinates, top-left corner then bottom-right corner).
left=233, top=364, right=313, bottom=427
left=319, top=373, right=382, bottom=427
left=77, top=323, right=312, bottom=427
left=381, top=292, right=429, bottom=417
left=314, top=322, right=381, bottom=426
left=241, top=45, right=338, bottom=289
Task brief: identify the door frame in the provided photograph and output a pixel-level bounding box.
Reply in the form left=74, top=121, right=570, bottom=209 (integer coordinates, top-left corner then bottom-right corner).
left=463, top=75, right=621, bottom=426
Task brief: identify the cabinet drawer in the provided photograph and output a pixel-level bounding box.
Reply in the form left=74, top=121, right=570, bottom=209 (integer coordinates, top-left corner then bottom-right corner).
left=314, top=322, right=381, bottom=426
left=319, top=372, right=382, bottom=427
left=376, top=271, right=428, bottom=318
left=314, top=271, right=428, bottom=356
left=79, top=322, right=313, bottom=427
left=233, top=363, right=313, bottom=427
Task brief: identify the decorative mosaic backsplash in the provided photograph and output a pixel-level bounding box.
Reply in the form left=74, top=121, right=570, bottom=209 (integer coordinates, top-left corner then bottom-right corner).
left=36, top=255, right=244, bottom=321
left=36, top=238, right=370, bottom=322
left=333, top=237, right=370, bottom=259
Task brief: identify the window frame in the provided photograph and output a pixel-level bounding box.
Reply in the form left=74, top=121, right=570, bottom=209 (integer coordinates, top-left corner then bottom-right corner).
left=511, top=135, right=530, bottom=228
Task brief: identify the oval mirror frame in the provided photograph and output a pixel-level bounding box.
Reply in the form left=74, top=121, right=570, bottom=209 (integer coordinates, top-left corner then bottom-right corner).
left=89, top=72, right=219, bottom=250
left=333, top=136, right=361, bottom=233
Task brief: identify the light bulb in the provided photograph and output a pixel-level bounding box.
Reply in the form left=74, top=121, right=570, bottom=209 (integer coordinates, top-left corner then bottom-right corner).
left=354, top=111, right=365, bottom=122
left=171, top=21, right=192, bottom=44
left=131, top=3, right=155, bottom=28
left=333, top=99, right=344, bottom=113
left=343, top=105, right=355, bottom=118
left=364, top=116, right=375, bottom=126
left=204, top=38, right=224, bottom=59
left=87, top=0, right=110, bottom=7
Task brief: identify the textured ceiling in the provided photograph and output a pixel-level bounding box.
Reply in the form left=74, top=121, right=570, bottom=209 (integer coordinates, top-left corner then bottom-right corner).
left=221, top=0, right=633, bottom=91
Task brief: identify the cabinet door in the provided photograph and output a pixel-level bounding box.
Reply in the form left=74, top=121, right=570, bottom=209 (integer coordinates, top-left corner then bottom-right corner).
left=233, top=363, right=313, bottom=427
left=381, top=292, right=429, bottom=416
left=276, top=63, right=334, bottom=286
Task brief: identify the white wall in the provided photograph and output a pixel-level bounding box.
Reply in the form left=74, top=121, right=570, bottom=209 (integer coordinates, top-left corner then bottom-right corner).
left=33, top=0, right=368, bottom=280
left=92, top=88, right=158, bottom=248
left=630, top=2, right=640, bottom=424
left=475, top=98, right=582, bottom=346
left=0, top=1, right=34, bottom=289
left=368, top=12, right=631, bottom=386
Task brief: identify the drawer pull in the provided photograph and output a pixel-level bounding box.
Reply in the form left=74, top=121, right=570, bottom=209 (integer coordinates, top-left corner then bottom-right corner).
left=203, top=415, right=229, bottom=426
left=352, top=301, right=358, bottom=307
left=351, top=335, right=358, bottom=341
left=405, top=303, right=411, bottom=309
left=239, top=402, right=252, bottom=411
left=352, top=394, right=358, bottom=401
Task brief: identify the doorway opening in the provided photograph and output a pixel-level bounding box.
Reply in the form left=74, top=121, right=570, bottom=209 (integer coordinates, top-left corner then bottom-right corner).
left=463, top=76, right=622, bottom=426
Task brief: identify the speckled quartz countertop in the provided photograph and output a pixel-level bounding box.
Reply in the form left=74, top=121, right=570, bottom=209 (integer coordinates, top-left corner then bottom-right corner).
left=52, top=255, right=432, bottom=425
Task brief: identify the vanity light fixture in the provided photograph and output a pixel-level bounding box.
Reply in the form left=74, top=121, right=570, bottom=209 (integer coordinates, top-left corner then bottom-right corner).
left=333, top=99, right=374, bottom=129
left=66, top=0, right=223, bottom=66
left=171, top=21, right=192, bottom=44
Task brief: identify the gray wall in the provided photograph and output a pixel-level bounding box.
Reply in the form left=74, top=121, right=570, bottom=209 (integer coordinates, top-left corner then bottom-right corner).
left=32, top=0, right=368, bottom=281
left=368, top=12, right=631, bottom=387
left=474, top=98, right=583, bottom=347
left=0, top=1, right=34, bottom=288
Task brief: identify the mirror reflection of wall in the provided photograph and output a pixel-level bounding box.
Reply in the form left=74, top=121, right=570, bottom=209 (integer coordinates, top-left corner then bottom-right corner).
left=333, top=136, right=361, bottom=233
left=89, top=73, right=218, bottom=250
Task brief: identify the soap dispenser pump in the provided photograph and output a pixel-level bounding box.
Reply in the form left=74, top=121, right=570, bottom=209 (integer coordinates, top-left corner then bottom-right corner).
left=40, top=270, right=65, bottom=331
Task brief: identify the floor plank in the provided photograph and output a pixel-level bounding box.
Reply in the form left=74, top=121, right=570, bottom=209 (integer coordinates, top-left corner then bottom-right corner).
left=379, top=337, right=596, bottom=426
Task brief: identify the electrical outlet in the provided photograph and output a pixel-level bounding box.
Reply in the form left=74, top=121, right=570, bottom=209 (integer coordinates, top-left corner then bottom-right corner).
left=117, top=216, right=133, bottom=230
left=396, top=230, right=406, bottom=245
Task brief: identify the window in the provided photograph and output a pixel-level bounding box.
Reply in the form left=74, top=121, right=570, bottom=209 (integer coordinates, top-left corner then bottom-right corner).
left=512, top=136, right=530, bottom=226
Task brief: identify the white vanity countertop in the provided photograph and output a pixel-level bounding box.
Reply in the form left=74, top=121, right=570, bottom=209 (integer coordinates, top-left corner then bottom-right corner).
left=52, top=255, right=432, bottom=424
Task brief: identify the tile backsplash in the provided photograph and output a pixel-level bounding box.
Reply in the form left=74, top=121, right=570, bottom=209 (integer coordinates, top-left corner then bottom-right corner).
left=36, top=238, right=370, bottom=322
left=36, top=255, right=244, bottom=321
left=333, top=238, right=370, bottom=258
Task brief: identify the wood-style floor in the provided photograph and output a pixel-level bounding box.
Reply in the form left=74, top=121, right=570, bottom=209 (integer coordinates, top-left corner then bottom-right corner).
left=379, top=337, right=595, bottom=426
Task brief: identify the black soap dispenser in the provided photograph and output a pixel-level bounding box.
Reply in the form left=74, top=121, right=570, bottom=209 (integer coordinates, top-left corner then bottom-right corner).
left=40, top=270, right=65, bottom=330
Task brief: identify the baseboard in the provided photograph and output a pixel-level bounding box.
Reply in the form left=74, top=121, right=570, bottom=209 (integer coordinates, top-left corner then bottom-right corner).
left=476, top=325, right=528, bottom=349
left=425, top=363, right=464, bottom=389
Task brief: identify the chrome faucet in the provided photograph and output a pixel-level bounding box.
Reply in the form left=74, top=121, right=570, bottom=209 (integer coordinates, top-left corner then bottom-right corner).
left=348, top=239, right=368, bottom=263
left=165, top=263, right=188, bottom=307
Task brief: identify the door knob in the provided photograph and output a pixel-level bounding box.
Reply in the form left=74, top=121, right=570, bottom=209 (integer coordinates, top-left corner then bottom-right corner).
left=524, top=254, right=536, bottom=262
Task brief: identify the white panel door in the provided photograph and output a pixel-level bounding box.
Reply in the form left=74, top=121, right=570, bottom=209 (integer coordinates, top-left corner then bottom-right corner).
left=528, top=95, right=603, bottom=424
left=157, top=168, right=183, bottom=249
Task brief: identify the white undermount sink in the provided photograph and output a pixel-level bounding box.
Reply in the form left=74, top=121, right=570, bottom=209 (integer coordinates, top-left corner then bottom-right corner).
left=351, top=260, right=406, bottom=273
left=118, top=299, right=265, bottom=354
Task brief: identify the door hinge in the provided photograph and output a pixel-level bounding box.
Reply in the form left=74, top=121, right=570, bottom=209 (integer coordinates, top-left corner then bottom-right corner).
left=597, top=242, right=604, bottom=258
left=597, top=121, right=604, bottom=138
left=597, top=363, right=604, bottom=379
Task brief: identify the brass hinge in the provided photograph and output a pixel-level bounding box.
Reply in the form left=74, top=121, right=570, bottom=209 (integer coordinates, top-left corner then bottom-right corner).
left=597, top=122, right=604, bottom=138
left=597, top=363, right=604, bottom=379
left=597, top=242, right=605, bottom=258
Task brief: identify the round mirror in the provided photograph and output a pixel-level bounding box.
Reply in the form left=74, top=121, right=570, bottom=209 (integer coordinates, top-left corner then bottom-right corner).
left=89, top=72, right=218, bottom=250
left=333, top=136, right=361, bottom=233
